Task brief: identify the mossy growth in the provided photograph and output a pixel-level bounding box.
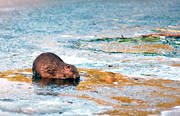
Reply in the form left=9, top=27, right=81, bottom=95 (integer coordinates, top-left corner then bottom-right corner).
left=85, top=36, right=161, bottom=42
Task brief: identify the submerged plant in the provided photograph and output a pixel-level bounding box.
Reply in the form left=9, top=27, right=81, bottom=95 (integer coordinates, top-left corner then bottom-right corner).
left=85, top=35, right=161, bottom=43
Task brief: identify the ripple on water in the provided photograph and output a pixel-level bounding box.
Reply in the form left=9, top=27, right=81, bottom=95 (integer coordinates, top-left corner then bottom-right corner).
left=0, top=62, right=180, bottom=115
left=0, top=0, right=180, bottom=115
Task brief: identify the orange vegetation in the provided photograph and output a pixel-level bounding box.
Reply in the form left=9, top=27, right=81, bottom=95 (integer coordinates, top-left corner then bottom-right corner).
left=99, top=42, right=175, bottom=54
left=0, top=69, right=32, bottom=83
left=0, top=68, right=180, bottom=116
left=156, top=28, right=180, bottom=33
left=171, top=62, right=180, bottom=67
left=77, top=68, right=180, bottom=115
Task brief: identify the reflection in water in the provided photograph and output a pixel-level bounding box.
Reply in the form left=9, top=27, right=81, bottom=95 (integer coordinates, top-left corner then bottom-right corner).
left=32, top=78, right=80, bottom=97
left=32, top=78, right=80, bottom=87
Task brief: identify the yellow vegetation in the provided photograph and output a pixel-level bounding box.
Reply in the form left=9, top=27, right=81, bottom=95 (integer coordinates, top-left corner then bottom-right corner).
left=98, top=42, right=175, bottom=54
left=156, top=28, right=180, bottom=33
left=0, top=68, right=180, bottom=115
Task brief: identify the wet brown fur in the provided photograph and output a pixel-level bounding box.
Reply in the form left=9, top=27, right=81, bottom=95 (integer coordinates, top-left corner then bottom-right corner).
left=32, top=52, right=80, bottom=80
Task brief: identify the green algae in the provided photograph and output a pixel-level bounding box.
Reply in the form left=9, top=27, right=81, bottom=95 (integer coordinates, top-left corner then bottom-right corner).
left=84, top=36, right=161, bottom=43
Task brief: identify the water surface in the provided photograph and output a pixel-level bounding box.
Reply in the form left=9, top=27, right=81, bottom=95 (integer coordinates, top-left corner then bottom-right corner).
left=0, top=0, right=180, bottom=115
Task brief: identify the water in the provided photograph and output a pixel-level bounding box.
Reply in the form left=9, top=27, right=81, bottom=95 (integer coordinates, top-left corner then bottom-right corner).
left=0, top=0, right=180, bottom=115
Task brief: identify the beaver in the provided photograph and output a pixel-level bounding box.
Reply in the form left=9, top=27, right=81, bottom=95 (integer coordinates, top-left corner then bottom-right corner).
left=32, top=52, right=80, bottom=80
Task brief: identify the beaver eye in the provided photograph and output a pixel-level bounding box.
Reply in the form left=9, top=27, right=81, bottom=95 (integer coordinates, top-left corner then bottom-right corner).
left=46, top=67, right=56, bottom=76
left=66, top=65, right=70, bottom=69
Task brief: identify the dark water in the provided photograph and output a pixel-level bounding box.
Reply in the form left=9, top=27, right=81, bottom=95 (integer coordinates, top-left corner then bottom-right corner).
left=0, top=0, right=180, bottom=115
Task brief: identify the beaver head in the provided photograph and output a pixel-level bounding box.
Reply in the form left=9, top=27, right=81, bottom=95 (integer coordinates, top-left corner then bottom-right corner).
left=32, top=52, right=80, bottom=80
